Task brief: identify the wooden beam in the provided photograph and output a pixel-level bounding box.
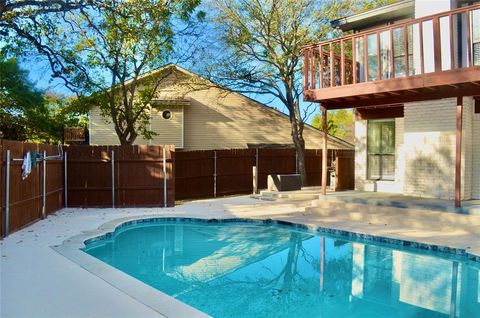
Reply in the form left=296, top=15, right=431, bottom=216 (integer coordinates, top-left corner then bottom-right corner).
left=364, top=34, right=368, bottom=82
left=330, top=43, right=334, bottom=87
left=466, top=10, right=472, bottom=67
left=433, top=17, right=442, bottom=73
left=352, top=38, right=357, bottom=84
left=404, top=25, right=409, bottom=76
left=341, top=40, right=345, bottom=86
left=310, top=48, right=316, bottom=90
left=455, top=96, right=463, bottom=208
left=321, top=107, right=328, bottom=196
left=318, top=85, right=480, bottom=110
left=303, top=51, right=309, bottom=90
left=303, top=67, right=480, bottom=103
left=390, top=28, right=395, bottom=78
left=319, top=46, right=324, bottom=89
left=355, top=105, right=404, bottom=120
left=420, top=21, right=425, bottom=74
left=377, top=32, right=381, bottom=80
left=449, top=14, right=454, bottom=70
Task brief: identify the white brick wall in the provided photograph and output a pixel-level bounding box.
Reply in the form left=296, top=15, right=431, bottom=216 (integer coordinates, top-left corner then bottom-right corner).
left=404, top=99, right=456, bottom=199
left=355, top=97, right=475, bottom=200
left=473, top=105, right=480, bottom=199
left=403, top=97, right=473, bottom=200
left=462, top=97, right=473, bottom=200
left=354, top=118, right=404, bottom=193
left=354, top=120, right=367, bottom=191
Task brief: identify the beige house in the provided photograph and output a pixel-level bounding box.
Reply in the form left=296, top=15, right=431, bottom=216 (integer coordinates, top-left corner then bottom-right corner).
left=302, top=0, right=480, bottom=205
left=89, top=65, right=353, bottom=151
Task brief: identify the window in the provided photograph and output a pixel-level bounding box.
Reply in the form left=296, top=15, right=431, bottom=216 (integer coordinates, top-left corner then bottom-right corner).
left=367, top=120, right=395, bottom=180
left=162, top=110, right=172, bottom=120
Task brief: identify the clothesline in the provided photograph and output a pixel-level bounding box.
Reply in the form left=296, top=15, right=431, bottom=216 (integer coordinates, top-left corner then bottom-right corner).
left=11, top=155, right=64, bottom=161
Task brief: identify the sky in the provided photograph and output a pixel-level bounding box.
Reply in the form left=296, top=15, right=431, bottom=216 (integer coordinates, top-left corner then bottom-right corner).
left=21, top=54, right=322, bottom=124
left=12, top=2, right=324, bottom=125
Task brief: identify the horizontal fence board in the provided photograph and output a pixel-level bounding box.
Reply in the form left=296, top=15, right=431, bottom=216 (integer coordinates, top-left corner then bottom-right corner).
left=175, top=148, right=354, bottom=201
left=66, top=145, right=175, bottom=208
left=1, top=139, right=353, bottom=237
left=0, top=140, right=64, bottom=236
left=175, top=150, right=215, bottom=200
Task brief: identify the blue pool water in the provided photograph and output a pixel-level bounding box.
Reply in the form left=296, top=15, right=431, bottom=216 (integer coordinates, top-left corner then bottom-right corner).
left=83, top=219, right=480, bottom=318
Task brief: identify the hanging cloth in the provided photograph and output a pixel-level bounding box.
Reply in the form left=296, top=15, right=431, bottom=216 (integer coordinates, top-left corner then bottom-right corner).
left=22, top=151, right=32, bottom=180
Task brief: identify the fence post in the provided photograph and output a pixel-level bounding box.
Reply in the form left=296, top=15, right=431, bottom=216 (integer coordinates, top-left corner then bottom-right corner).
left=163, top=146, right=167, bottom=208
left=42, top=150, right=46, bottom=219
left=111, top=149, right=115, bottom=208
left=64, top=151, right=68, bottom=207
left=4, top=149, right=10, bottom=237
left=213, top=150, right=217, bottom=198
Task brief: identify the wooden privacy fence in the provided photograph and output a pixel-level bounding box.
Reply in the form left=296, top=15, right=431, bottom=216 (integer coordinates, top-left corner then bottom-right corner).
left=0, top=140, right=64, bottom=237
left=0, top=141, right=175, bottom=238
left=176, top=148, right=355, bottom=200
left=66, top=145, right=175, bottom=208
left=1, top=140, right=354, bottom=238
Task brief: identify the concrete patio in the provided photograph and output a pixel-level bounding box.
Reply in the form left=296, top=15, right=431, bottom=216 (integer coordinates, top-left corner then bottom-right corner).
left=1, top=195, right=479, bottom=317
left=256, top=187, right=480, bottom=215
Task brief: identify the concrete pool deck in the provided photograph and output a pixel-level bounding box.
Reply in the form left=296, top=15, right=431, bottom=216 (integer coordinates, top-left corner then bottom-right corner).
left=1, top=195, right=479, bottom=318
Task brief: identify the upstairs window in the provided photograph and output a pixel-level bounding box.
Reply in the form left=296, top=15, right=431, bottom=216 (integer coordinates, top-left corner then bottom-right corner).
left=367, top=120, right=395, bottom=180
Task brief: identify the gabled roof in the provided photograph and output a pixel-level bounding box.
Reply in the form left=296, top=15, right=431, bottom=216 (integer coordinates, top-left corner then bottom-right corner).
left=131, top=63, right=354, bottom=149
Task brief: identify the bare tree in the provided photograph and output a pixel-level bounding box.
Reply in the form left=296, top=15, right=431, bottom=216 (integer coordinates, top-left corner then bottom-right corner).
left=201, top=0, right=351, bottom=184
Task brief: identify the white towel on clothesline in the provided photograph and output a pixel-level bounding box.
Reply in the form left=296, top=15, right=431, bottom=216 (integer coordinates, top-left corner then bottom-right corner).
left=22, top=152, right=32, bottom=180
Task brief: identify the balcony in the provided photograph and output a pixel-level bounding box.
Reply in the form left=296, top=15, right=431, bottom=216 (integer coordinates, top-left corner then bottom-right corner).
left=302, top=4, right=480, bottom=109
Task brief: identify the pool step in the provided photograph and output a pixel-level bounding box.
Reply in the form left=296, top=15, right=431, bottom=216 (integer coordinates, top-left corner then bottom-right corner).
left=254, top=189, right=320, bottom=201
left=307, top=200, right=480, bottom=235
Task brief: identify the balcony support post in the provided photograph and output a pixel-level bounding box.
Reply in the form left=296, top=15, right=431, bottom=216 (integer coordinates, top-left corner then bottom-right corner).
left=321, top=106, right=328, bottom=196
left=455, top=96, right=463, bottom=208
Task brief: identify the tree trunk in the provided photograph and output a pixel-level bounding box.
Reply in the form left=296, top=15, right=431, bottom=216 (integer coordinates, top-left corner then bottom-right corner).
left=294, top=138, right=307, bottom=186
left=290, top=115, right=307, bottom=186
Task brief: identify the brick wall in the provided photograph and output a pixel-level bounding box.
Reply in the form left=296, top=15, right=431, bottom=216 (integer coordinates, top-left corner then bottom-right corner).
left=473, top=103, right=480, bottom=199
left=355, top=97, right=476, bottom=200
left=354, top=118, right=404, bottom=193
left=403, top=97, right=473, bottom=200
left=463, top=97, right=473, bottom=200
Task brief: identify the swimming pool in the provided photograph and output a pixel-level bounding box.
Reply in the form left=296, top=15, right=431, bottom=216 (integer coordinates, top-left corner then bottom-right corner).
left=82, top=218, right=479, bottom=318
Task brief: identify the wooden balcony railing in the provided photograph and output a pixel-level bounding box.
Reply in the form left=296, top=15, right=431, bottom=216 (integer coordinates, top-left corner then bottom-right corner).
left=302, top=4, right=480, bottom=108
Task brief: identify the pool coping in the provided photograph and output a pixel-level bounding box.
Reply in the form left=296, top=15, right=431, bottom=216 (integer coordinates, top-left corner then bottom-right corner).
left=52, top=215, right=480, bottom=318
